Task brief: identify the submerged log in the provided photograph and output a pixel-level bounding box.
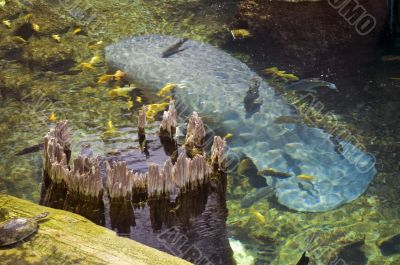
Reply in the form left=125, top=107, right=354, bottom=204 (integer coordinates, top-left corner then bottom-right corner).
left=0, top=194, right=191, bottom=265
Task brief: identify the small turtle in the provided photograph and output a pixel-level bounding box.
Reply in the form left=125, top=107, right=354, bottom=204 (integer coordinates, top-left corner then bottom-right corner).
left=0, top=212, right=49, bottom=247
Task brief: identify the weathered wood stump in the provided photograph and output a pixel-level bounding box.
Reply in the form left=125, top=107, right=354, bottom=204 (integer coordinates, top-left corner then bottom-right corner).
left=40, top=110, right=235, bottom=264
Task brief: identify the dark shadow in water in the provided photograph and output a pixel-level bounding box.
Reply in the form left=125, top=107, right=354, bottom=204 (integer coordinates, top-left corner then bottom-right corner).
left=379, top=234, right=400, bottom=256
left=329, top=241, right=367, bottom=265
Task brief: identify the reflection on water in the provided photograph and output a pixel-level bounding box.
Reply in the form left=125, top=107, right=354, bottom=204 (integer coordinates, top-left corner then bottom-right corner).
left=0, top=0, right=399, bottom=264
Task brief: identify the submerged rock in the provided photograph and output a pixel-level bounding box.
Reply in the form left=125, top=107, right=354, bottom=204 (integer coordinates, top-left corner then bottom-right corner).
left=105, top=35, right=376, bottom=212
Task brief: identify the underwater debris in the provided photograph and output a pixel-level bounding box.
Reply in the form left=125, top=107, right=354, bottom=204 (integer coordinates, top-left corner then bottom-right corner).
left=263, top=67, right=299, bottom=82
left=161, top=38, right=188, bottom=58
left=285, top=78, right=337, bottom=93
left=230, top=29, right=251, bottom=40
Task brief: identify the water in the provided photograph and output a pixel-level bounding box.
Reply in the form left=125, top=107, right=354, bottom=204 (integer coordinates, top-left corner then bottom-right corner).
left=1, top=0, right=400, bottom=264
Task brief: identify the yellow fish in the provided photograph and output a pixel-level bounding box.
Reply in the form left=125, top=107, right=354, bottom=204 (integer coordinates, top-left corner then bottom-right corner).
left=108, top=85, right=136, bottom=98
left=146, top=102, right=169, bottom=122
left=2, top=20, right=11, bottom=29
left=127, top=99, right=134, bottom=110
left=297, top=174, right=316, bottom=181
left=157, top=83, right=176, bottom=97
left=250, top=209, right=265, bottom=224
left=230, top=29, right=251, bottom=40
left=31, top=23, right=40, bottom=32
left=98, top=74, right=114, bottom=84
left=223, top=133, right=233, bottom=140
left=136, top=96, right=142, bottom=103
left=51, top=34, right=61, bottom=43
left=12, top=36, right=27, bottom=43
left=105, top=120, right=116, bottom=134
left=89, top=55, right=102, bottom=65
left=263, top=67, right=299, bottom=82
left=88, top=40, right=104, bottom=49
left=22, top=14, right=33, bottom=22
left=73, top=28, right=82, bottom=35
left=48, top=112, right=57, bottom=122
left=114, top=70, right=125, bottom=81
left=80, top=62, right=95, bottom=71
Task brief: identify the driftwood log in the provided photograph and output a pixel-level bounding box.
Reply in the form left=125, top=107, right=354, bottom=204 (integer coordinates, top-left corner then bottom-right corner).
left=0, top=194, right=191, bottom=265
left=40, top=106, right=235, bottom=265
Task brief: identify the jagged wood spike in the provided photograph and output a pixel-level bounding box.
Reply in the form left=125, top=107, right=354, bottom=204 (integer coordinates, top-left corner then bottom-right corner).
left=160, top=100, right=177, bottom=136
left=147, top=163, right=162, bottom=197
left=185, top=112, right=205, bottom=151
left=138, top=105, right=147, bottom=135
left=211, top=136, right=227, bottom=171
left=106, top=160, right=134, bottom=199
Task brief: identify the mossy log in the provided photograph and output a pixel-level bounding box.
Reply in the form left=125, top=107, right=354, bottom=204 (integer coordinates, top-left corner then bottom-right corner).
left=0, top=194, right=191, bottom=265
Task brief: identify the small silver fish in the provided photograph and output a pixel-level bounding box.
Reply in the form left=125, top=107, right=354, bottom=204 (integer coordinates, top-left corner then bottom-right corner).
left=285, top=78, right=337, bottom=93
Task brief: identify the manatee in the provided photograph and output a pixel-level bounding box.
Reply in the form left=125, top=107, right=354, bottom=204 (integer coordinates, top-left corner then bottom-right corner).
left=105, top=35, right=376, bottom=212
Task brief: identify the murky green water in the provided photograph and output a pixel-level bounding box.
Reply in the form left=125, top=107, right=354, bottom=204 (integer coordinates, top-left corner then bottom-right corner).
left=1, top=0, right=400, bottom=264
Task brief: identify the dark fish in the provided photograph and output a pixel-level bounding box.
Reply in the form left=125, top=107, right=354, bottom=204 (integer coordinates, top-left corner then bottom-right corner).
left=244, top=78, right=263, bottom=118
left=16, top=143, right=44, bottom=156
left=240, top=186, right=275, bottom=208
left=257, top=169, right=292, bottom=179
left=162, top=38, right=188, bottom=58
left=296, top=251, right=310, bottom=265
left=274, top=115, right=302, bottom=125
left=285, top=78, right=337, bottom=93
